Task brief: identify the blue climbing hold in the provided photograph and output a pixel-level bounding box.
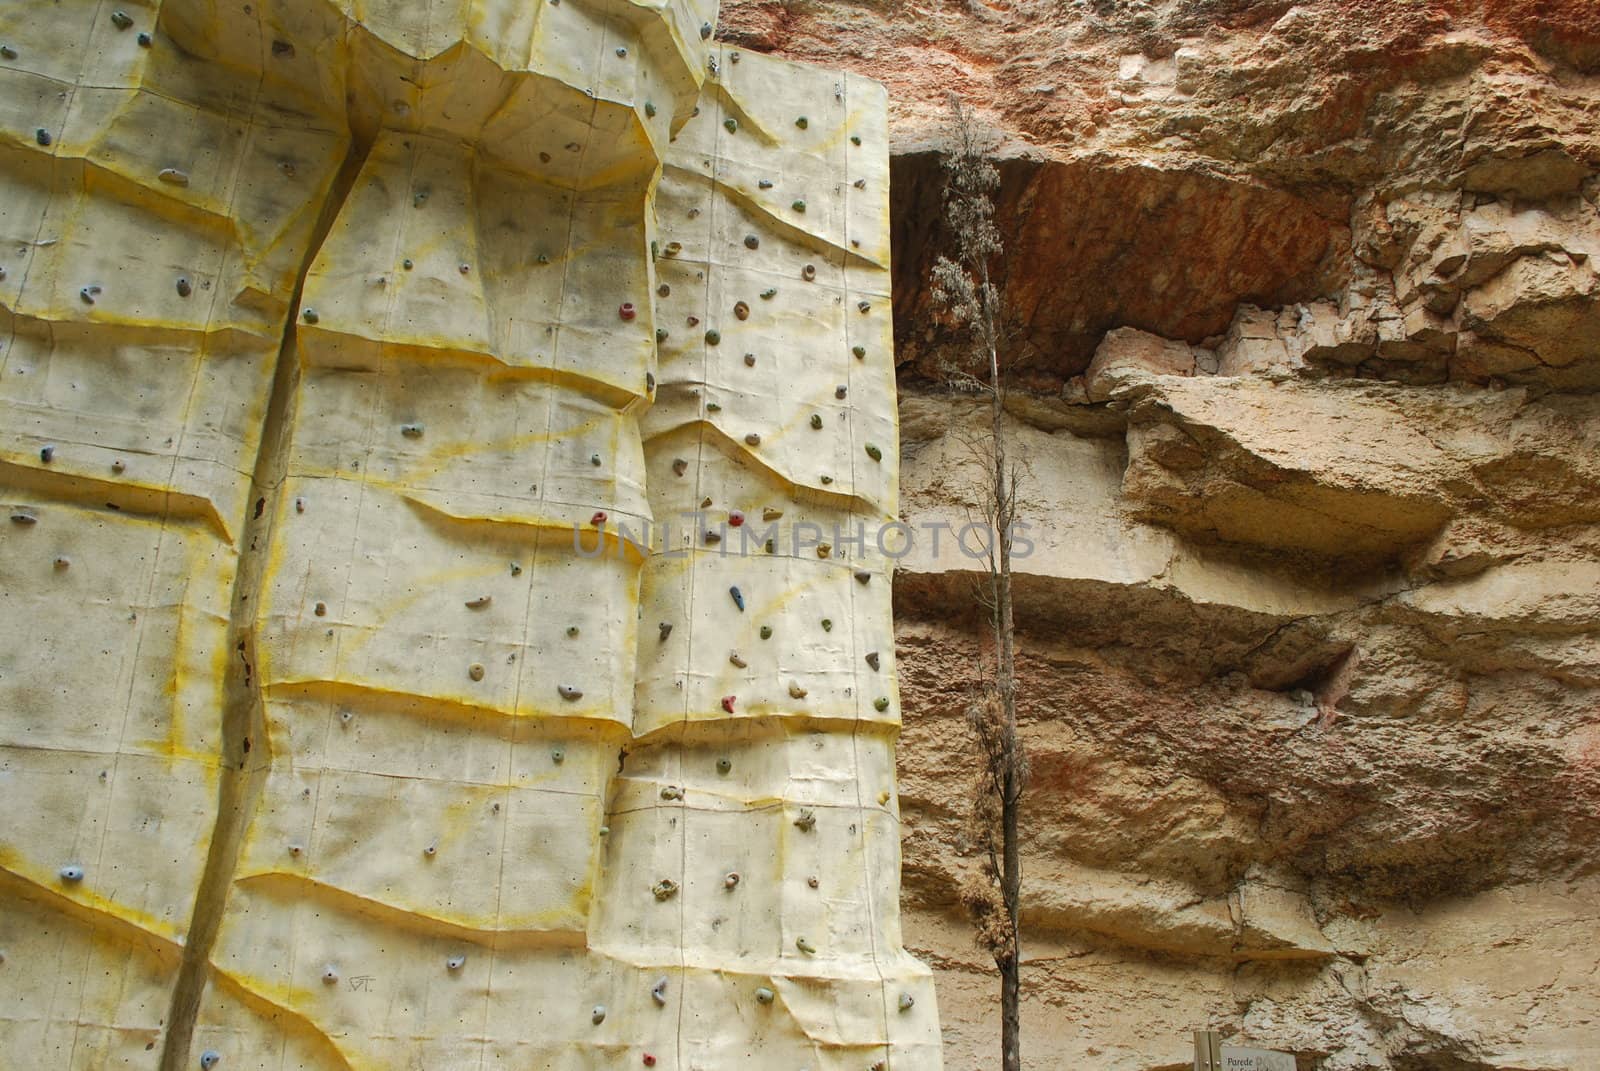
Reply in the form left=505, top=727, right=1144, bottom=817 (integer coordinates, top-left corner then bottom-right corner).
left=729, top=586, right=744, bottom=611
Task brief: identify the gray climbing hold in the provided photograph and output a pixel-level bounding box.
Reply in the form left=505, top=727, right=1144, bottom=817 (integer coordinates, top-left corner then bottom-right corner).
left=717, top=757, right=732, bottom=774
left=158, top=167, right=189, bottom=187
left=591, top=453, right=601, bottom=466
left=760, top=288, right=776, bottom=299
left=35, top=128, right=51, bottom=147
left=700, top=21, right=712, bottom=38
left=0, top=46, right=16, bottom=59
left=793, top=809, right=815, bottom=832
left=645, top=101, right=657, bottom=118
left=54, top=556, right=69, bottom=570
left=660, top=785, right=684, bottom=800
left=12, top=511, right=39, bottom=526
left=137, top=32, right=151, bottom=46
left=446, top=954, right=466, bottom=971
left=672, top=458, right=688, bottom=476
left=729, top=586, right=744, bottom=611
left=866, top=651, right=880, bottom=670
left=200, top=1052, right=221, bottom=1070
left=592, top=1004, right=607, bottom=1025
left=795, top=936, right=816, bottom=954
left=322, top=965, right=338, bottom=985
left=59, top=865, right=84, bottom=882
left=400, top=422, right=423, bottom=438
left=423, top=841, right=437, bottom=857
left=301, top=307, right=318, bottom=324
left=79, top=285, right=99, bottom=304
left=802, top=264, right=816, bottom=281
left=755, top=986, right=774, bottom=1004
left=464, top=595, right=491, bottom=609
left=807, top=875, right=819, bottom=888
left=744, top=234, right=759, bottom=250
left=510, top=561, right=522, bottom=576
left=758, top=179, right=773, bottom=189
left=744, top=432, right=761, bottom=446
left=615, top=46, right=627, bottom=56
left=728, top=652, right=747, bottom=669
left=558, top=685, right=584, bottom=701
left=112, top=458, right=126, bottom=473
left=656, top=328, right=670, bottom=343
left=899, top=992, right=915, bottom=1011
left=858, top=301, right=871, bottom=313
left=652, top=976, right=669, bottom=1005
left=40, top=444, right=54, bottom=463
left=659, top=622, right=673, bottom=642
left=176, top=277, right=191, bottom=297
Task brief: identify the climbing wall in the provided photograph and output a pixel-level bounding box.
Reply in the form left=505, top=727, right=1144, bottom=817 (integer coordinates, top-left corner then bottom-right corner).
left=0, top=2, right=938, bottom=1069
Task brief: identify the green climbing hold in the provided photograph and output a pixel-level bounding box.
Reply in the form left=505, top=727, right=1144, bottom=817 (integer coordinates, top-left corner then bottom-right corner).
left=644, top=101, right=657, bottom=118
left=874, top=697, right=890, bottom=712
left=724, top=118, right=738, bottom=133
left=795, top=117, right=808, bottom=129
left=705, top=329, right=720, bottom=344
left=810, top=414, right=823, bottom=429
left=761, top=288, right=776, bottom=299
left=759, top=625, right=772, bottom=640
left=851, top=135, right=861, bottom=145
left=852, top=345, right=866, bottom=359
left=791, top=199, right=806, bottom=213
left=865, top=443, right=882, bottom=462
left=820, top=619, right=832, bottom=632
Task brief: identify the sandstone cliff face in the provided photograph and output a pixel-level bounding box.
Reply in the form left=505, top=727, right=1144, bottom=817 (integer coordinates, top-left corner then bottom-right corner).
left=723, top=1, right=1600, bottom=1067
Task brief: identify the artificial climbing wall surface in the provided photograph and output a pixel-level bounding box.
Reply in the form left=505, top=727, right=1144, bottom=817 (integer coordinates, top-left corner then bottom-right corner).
left=0, top=1, right=937, bottom=1068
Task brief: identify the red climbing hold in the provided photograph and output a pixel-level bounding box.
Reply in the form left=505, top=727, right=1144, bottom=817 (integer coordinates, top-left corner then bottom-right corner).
left=618, top=302, right=636, bottom=321
left=642, top=1056, right=656, bottom=1067
left=721, top=695, right=736, bottom=714
left=728, top=510, right=745, bottom=527
left=591, top=511, right=607, bottom=526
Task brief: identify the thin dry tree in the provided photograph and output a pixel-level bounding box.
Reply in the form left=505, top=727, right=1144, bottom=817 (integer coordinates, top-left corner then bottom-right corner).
left=930, top=92, right=1028, bottom=1071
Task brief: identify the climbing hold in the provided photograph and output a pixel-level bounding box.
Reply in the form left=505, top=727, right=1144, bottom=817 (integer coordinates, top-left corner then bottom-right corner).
left=558, top=685, right=584, bottom=702
left=660, top=785, right=684, bottom=800
left=79, top=285, right=98, bottom=304
left=858, top=301, right=871, bottom=313
left=664, top=241, right=683, bottom=257
left=899, top=992, right=915, bottom=1012
left=795, top=117, right=809, bottom=129
left=424, top=841, right=437, bottom=857
left=652, top=976, right=670, bottom=1005
left=851, top=135, right=862, bottom=146
left=313, top=602, right=326, bottom=617
left=462, top=594, right=492, bottom=611
left=39, top=445, right=54, bottom=463
left=446, top=954, right=466, bottom=971
left=158, top=167, right=190, bottom=187
left=0, top=46, right=15, bottom=59
left=591, top=453, right=602, bottom=466
left=836, top=385, right=848, bottom=399
left=176, top=277, right=192, bottom=297
left=755, top=986, right=774, bottom=1005
left=618, top=302, right=636, bottom=321
left=874, top=697, right=890, bottom=712
left=733, top=301, right=749, bottom=320
left=717, top=757, right=733, bottom=774
left=136, top=31, right=151, bottom=46
left=567, top=625, right=580, bottom=638
left=287, top=843, right=304, bottom=856
left=705, top=329, right=721, bottom=344
left=853, top=345, right=866, bottom=359
left=645, top=101, right=657, bottom=118
left=59, top=865, right=84, bottom=882
left=744, top=353, right=756, bottom=367
left=758, top=178, right=775, bottom=189
left=271, top=38, right=294, bottom=57
left=879, top=789, right=891, bottom=805
left=724, top=118, right=738, bottom=134
left=656, top=283, right=671, bottom=298
left=728, top=652, right=747, bottom=669
left=468, top=663, right=485, bottom=681
left=865, top=444, right=883, bottom=461
left=659, top=622, right=673, bottom=642
left=865, top=651, right=880, bottom=671
left=458, top=263, right=471, bottom=275
left=817, top=544, right=831, bottom=559
left=615, top=46, right=627, bottom=57
left=322, top=965, right=338, bottom=985
left=510, top=561, right=522, bottom=576
left=759, top=625, right=772, bottom=640
left=788, top=682, right=808, bottom=699
left=720, top=695, right=736, bottom=714
left=762, top=508, right=783, bottom=522
left=591, top=510, right=607, bottom=526
left=760, top=288, right=776, bottom=299
left=765, top=539, right=776, bottom=553
left=706, top=402, right=721, bottom=412
left=795, top=936, right=816, bottom=954
left=672, top=458, right=688, bottom=476
left=35, top=128, right=51, bottom=147
left=792, top=199, right=806, bottom=213
left=301, top=307, right=318, bottom=324
left=646, top=372, right=656, bottom=392
left=854, top=178, right=867, bottom=189
left=700, top=20, right=713, bottom=38
left=400, top=422, right=423, bottom=438
left=402, top=258, right=413, bottom=270
left=743, top=235, right=760, bottom=251
left=724, top=871, right=740, bottom=889
left=729, top=510, right=745, bottom=527
left=802, top=264, right=816, bottom=281
left=591, top=1004, right=607, bottom=1025
left=793, top=809, right=816, bottom=832
left=200, top=1052, right=221, bottom=1070
left=704, top=530, right=721, bottom=545
left=729, top=586, right=745, bottom=611
left=112, top=459, right=125, bottom=473
left=54, top=556, right=69, bottom=570
left=295, top=497, right=306, bottom=513
left=810, top=414, right=823, bottom=429
left=855, top=570, right=872, bottom=585
left=744, top=432, right=761, bottom=446
left=656, top=328, right=669, bottom=342
left=643, top=1056, right=656, bottom=1068
left=820, top=475, right=833, bottom=485
left=820, top=618, right=832, bottom=631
